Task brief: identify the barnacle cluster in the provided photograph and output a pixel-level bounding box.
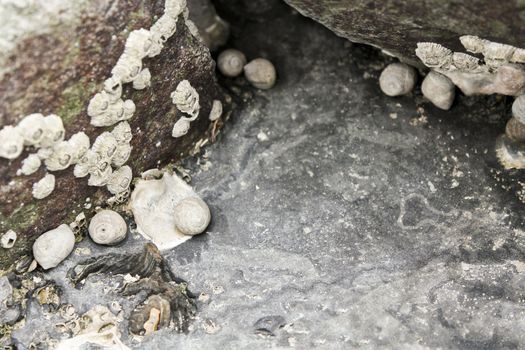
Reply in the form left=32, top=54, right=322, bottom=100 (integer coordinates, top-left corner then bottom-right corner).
left=171, top=79, right=201, bottom=138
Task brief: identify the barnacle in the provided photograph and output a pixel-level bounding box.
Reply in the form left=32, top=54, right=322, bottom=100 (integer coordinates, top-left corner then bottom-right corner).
left=74, top=150, right=99, bottom=178
left=451, top=52, right=481, bottom=72
left=171, top=80, right=200, bottom=120
left=112, top=143, right=132, bottom=167
left=415, top=42, right=453, bottom=69
left=132, top=68, right=151, bottom=90
left=44, top=141, right=74, bottom=171
left=103, top=76, right=123, bottom=102
left=172, top=119, right=191, bottom=138
left=111, top=121, right=133, bottom=144
left=68, top=132, right=91, bottom=163
left=17, top=113, right=46, bottom=146
left=1, top=230, right=17, bottom=249
left=512, top=48, right=525, bottom=64
left=459, top=35, right=488, bottom=54
left=40, top=114, right=65, bottom=148
left=33, top=224, right=75, bottom=269
left=484, top=42, right=516, bottom=66
left=88, top=210, right=127, bottom=245
left=124, top=29, right=152, bottom=59
left=107, top=165, right=132, bottom=195
left=18, top=154, right=42, bottom=175
left=92, top=132, right=118, bottom=159
left=0, top=126, right=24, bottom=160
left=164, top=0, right=186, bottom=18
left=151, top=14, right=178, bottom=44
left=87, top=92, right=111, bottom=119
left=88, top=160, right=113, bottom=187
left=111, top=53, right=142, bottom=83
left=32, top=173, right=56, bottom=199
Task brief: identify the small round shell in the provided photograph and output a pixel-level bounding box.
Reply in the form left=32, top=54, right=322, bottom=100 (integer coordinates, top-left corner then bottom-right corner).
left=208, top=100, right=223, bottom=121
left=107, top=165, right=132, bottom=194
left=132, top=68, right=151, bottom=90
left=122, top=100, right=136, bottom=121
left=379, top=62, right=417, bottom=97
left=172, top=119, right=191, bottom=138
left=421, top=71, right=455, bottom=110
left=243, top=58, right=277, bottom=90
left=18, top=154, right=42, bottom=175
left=32, top=173, right=55, bottom=199
left=173, top=197, right=211, bottom=236
left=0, top=126, right=24, bottom=160
left=111, top=122, right=133, bottom=144
left=88, top=210, right=127, bottom=245
left=33, top=224, right=75, bottom=269
left=44, top=141, right=74, bottom=171
left=1, top=230, right=17, bottom=249
left=505, top=117, right=525, bottom=142
left=217, top=49, right=246, bottom=78
left=17, top=113, right=46, bottom=146
left=512, top=95, right=525, bottom=124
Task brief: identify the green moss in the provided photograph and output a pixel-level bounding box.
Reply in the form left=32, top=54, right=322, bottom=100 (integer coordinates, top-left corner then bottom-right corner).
left=57, top=80, right=98, bottom=127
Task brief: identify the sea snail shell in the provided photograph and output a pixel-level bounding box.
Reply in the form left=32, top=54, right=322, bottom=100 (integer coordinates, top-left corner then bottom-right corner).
left=217, top=49, right=246, bottom=78
left=173, top=197, right=211, bottom=236
left=88, top=210, right=127, bottom=245
left=421, top=71, right=455, bottom=110
left=512, top=95, right=525, bottom=124
left=243, top=58, right=277, bottom=90
left=379, top=63, right=417, bottom=97
left=505, top=117, right=525, bottom=143
left=33, top=224, right=75, bottom=270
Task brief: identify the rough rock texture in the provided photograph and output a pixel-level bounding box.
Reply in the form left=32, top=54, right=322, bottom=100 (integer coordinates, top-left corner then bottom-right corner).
left=0, top=0, right=230, bottom=270
left=8, top=2, right=525, bottom=349
left=283, top=0, right=525, bottom=66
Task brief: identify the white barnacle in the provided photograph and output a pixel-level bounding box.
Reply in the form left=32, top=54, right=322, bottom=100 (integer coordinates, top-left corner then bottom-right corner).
left=18, top=154, right=42, bottom=175
left=111, top=53, right=142, bottom=83
left=112, top=143, right=132, bottom=167
left=1, top=230, right=17, bottom=249
left=171, top=80, right=200, bottom=120
left=164, top=0, right=186, bottom=18
left=415, top=42, right=453, bottom=69
left=106, top=165, right=132, bottom=195
left=87, top=92, right=111, bottom=119
left=74, top=150, right=99, bottom=178
left=451, top=52, right=482, bottom=72
left=44, top=141, right=74, bottom=171
left=40, top=114, right=65, bottom=148
left=111, top=121, right=133, bottom=144
left=173, top=197, right=211, bottom=236
left=150, top=14, right=178, bottom=44
left=0, top=126, right=24, bottom=160
left=36, top=147, right=54, bottom=160
left=172, top=119, right=191, bottom=138
left=208, top=100, right=223, bottom=121
left=459, top=35, right=488, bottom=54
left=17, top=113, right=46, bottom=146
left=484, top=42, right=516, bottom=66
left=88, top=160, right=113, bottom=187
left=132, top=68, right=151, bottom=90
left=67, top=132, right=90, bottom=163
left=88, top=210, right=127, bottom=245
left=103, top=76, right=123, bottom=103
left=32, top=173, right=55, bottom=199
left=32, top=224, right=75, bottom=269
left=124, top=29, right=152, bottom=59
left=92, top=132, right=118, bottom=159
left=511, top=48, right=525, bottom=64
left=121, top=99, right=136, bottom=121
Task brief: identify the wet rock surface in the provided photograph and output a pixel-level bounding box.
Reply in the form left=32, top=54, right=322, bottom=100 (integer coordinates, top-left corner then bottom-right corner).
left=5, top=1, right=525, bottom=349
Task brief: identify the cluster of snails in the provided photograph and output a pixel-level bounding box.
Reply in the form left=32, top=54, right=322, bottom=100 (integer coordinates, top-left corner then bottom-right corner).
left=217, top=48, right=277, bottom=90
left=171, top=80, right=201, bottom=138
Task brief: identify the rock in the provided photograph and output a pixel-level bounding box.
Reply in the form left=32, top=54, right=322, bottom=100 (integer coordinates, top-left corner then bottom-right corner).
left=283, top=0, right=525, bottom=66
left=0, top=275, right=12, bottom=304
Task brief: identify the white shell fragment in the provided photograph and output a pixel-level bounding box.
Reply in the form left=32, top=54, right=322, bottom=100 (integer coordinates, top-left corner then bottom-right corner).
left=107, top=165, right=132, bottom=194
left=513, top=95, right=525, bottom=124
left=379, top=62, right=417, bottom=97
left=171, top=80, right=200, bottom=120
left=244, top=58, right=277, bottom=90
left=32, top=173, right=56, bottom=199
left=33, top=224, right=75, bottom=269
left=130, top=172, right=210, bottom=249
left=217, top=49, right=246, bottom=77
left=0, top=126, right=24, bottom=160
left=172, top=119, right=191, bottom=138
left=132, top=68, right=151, bottom=90
left=88, top=210, right=127, bottom=245
left=173, top=197, right=211, bottom=235
left=1, top=230, right=17, bottom=249
left=421, top=71, right=456, bottom=110
left=18, top=154, right=41, bottom=176
left=208, top=100, right=223, bottom=121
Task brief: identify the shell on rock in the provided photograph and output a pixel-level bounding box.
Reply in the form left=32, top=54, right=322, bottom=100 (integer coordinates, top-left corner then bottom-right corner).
left=33, top=224, right=75, bottom=269
left=111, top=53, right=142, bottom=83
left=17, top=113, right=46, bottom=146
left=173, top=197, right=211, bottom=236
left=512, top=95, right=525, bottom=124
left=40, top=114, right=65, bottom=148
left=505, top=117, right=525, bottom=142
left=111, top=122, right=133, bottom=144
left=68, top=132, right=91, bottom=163
left=451, top=52, right=482, bottom=72
left=415, top=42, right=453, bottom=69
left=379, top=62, right=417, bottom=97
left=107, top=165, right=132, bottom=195
left=88, top=210, right=127, bottom=245
left=171, top=80, right=200, bottom=120
left=1, top=230, right=17, bottom=249
left=74, top=150, right=99, bottom=178
left=103, top=76, right=123, bottom=103
left=18, top=154, right=41, bottom=175
left=0, top=126, right=24, bottom=160
left=92, top=132, right=118, bottom=159
left=32, top=173, right=56, bottom=199
left=217, top=49, right=246, bottom=78
left=164, top=0, right=186, bottom=18
left=243, top=58, right=277, bottom=90
left=124, top=29, right=152, bottom=59
left=132, top=68, right=151, bottom=90
left=88, top=160, right=113, bottom=187
left=172, top=119, right=191, bottom=138
left=44, top=141, right=74, bottom=171
left=421, top=71, right=455, bottom=110
left=87, top=92, right=111, bottom=119
left=209, top=100, right=223, bottom=121
left=459, top=35, right=488, bottom=54
left=111, top=143, right=132, bottom=167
